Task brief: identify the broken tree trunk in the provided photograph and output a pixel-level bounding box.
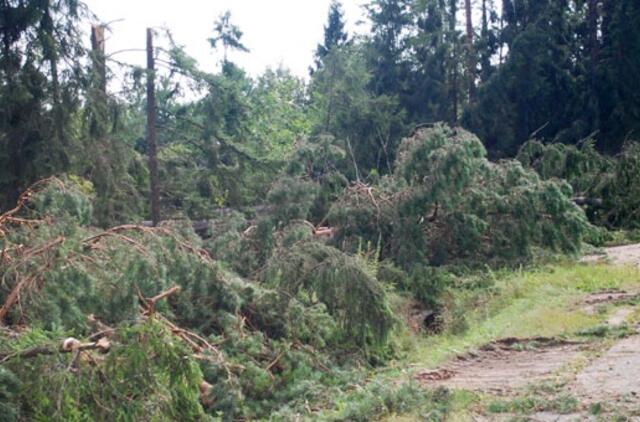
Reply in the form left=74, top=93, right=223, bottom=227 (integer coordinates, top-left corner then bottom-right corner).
left=146, top=28, right=161, bottom=227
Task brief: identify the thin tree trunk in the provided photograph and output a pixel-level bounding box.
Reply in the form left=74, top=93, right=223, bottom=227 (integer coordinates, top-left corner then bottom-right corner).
left=91, top=25, right=107, bottom=94
left=449, top=0, right=459, bottom=124
left=41, top=5, right=67, bottom=168
left=146, top=28, right=160, bottom=226
left=480, top=0, right=491, bottom=81
left=587, top=0, right=599, bottom=69
left=465, top=0, right=476, bottom=101
left=90, top=25, right=107, bottom=138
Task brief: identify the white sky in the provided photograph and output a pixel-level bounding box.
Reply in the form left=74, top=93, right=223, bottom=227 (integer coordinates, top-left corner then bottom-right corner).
left=83, top=0, right=368, bottom=79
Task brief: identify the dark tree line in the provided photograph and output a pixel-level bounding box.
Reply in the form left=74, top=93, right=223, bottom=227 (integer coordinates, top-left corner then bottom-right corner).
left=1, top=0, right=639, bottom=223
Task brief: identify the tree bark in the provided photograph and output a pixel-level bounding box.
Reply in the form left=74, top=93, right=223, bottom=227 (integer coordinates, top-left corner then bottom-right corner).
left=91, top=25, right=107, bottom=95
left=90, top=25, right=108, bottom=138
left=465, top=0, right=476, bottom=101
left=146, top=28, right=160, bottom=226
left=587, top=0, right=600, bottom=82
left=449, top=0, right=459, bottom=124
left=41, top=4, right=68, bottom=168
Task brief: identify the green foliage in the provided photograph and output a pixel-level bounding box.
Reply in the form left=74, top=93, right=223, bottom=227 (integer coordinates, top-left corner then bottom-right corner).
left=518, top=138, right=640, bottom=229
left=332, top=125, right=590, bottom=271
left=313, top=0, right=349, bottom=72
left=0, top=0, right=87, bottom=209
left=604, top=142, right=640, bottom=228
left=209, top=10, right=249, bottom=62
left=0, top=179, right=404, bottom=420
left=517, top=139, right=613, bottom=196
left=2, top=2, right=639, bottom=420
left=267, top=177, right=319, bottom=227
left=0, top=367, right=20, bottom=422
left=397, top=125, right=589, bottom=263
left=264, top=240, right=395, bottom=354
left=1, top=323, right=209, bottom=421
left=308, top=45, right=407, bottom=175
left=315, top=381, right=451, bottom=422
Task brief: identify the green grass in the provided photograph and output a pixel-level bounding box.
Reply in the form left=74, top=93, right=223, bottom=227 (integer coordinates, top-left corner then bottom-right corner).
left=317, top=262, right=640, bottom=421
left=405, top=262, right=640, bottom=368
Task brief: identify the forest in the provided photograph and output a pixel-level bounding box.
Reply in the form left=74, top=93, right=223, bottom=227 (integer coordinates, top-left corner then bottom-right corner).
left=1, top=0, right=640, bottom=421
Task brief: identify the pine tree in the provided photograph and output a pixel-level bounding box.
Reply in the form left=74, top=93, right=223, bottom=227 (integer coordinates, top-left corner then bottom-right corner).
left=0, top=0, right=86, bottom=209
left=208, top=11, right=249, bottom=64
left=405, top=0, right=450, bottom=123
left=312, top=0, right=349, bottom=73
left=478, top=0, right=499, bottom=82
left=595, top=0, right=640, bottom=151
left=366, top=0, right=413, bottom=96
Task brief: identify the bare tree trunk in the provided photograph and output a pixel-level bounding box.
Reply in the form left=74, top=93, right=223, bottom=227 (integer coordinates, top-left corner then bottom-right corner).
left=465, top=0, right=476, bottom=101
left=146, top=28, right=160, bottom=226
left=41, top=4, right=67, bottom=168
left=90, top=25, right=108, bottom=138
left=449, top=0, right=459, bottom=124
left=587, top=0, right=600, bottom=69
left=91, top=25, right=107, bottom=94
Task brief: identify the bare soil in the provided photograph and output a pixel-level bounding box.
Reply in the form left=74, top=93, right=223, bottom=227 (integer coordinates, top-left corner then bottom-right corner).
left=582, top=243, right=640, bottom=267
left=416, top=338, right=584, bottom=394
left=573, top=334, right=640, bottom=401
left=416, top=244, right=640, bottom=420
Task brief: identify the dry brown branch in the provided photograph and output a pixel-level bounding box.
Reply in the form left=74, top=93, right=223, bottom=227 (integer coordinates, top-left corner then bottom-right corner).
left=0, top=176, right=64, bottom=237
left=139, top=285, right=181, bottom=316
left=83, top=224, right=212, bottom=263
left=0, top=236, right=65, bottom=323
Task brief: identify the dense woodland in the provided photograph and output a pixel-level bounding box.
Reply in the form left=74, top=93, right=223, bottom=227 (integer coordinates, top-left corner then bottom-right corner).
left=1, top=0, right=640, bottom=420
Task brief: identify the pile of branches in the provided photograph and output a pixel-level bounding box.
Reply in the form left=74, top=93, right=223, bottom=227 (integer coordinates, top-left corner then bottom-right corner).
left=330, top=124, right=592, bottom=269
left=0, top=177, right=394, bottom=420
left=518, top=138, right=640, bottom=229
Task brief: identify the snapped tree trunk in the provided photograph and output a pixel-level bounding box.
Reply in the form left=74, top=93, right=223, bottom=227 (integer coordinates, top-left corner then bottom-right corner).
left=90, top=25, right=108, bottom=138
left=146, top=28, right=160, bottom=226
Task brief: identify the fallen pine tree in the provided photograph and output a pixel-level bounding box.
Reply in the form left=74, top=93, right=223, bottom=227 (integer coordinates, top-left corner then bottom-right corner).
left=0, top=177, right=398, bottom=421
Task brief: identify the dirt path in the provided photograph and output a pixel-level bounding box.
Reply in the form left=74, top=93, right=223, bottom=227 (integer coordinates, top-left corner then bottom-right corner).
left=416, top=338, right=584, bottom=394
left=573, top=334, right=640, bottom=401
left=582, top=243, right=640, bottom=267
left=416, top=244, right=640, bottom=420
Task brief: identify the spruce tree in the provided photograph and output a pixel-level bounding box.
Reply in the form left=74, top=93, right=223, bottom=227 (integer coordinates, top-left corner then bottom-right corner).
left=209, top=11, right=249, bottom=64
left=366, top=0, right=413, bottom=96
left=0, top=0, right=86, bottom=209
left=312, top=0, right=349, bottom=73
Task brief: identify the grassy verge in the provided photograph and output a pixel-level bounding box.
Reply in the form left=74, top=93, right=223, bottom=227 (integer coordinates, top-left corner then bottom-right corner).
left=404, top=262, right=639, bottom=369
left=360, top=262, right=640, bottom=421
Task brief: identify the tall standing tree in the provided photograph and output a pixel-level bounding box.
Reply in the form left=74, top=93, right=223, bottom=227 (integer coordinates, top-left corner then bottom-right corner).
left=404, top=0, right=450, bottom=123
left=366, top=0, right=413, bottom=96
left=0, top=0, right=86, bottom=209
left=478, top=0, right=498, bottom=82
left=312, top=0, right=349, bottom=73
left=464, top=0, right=476, bottom=102
left=208, top=11, right=249, bottom=65
left=447, top=0, right=460, bottom=123
left=146, top=28, right=160, bottom=226
left=463, top=0, right=580, bottom=154
left=596, top=0, right=640, bottom=151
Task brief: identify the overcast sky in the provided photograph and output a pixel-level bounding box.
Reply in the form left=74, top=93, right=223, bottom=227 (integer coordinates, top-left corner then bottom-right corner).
left=83, top=0, right=368, bottom=80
